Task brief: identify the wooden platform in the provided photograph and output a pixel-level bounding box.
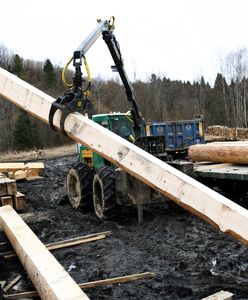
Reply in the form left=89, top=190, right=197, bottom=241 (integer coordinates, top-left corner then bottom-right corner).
left=194, top=162, right=248, bottom=181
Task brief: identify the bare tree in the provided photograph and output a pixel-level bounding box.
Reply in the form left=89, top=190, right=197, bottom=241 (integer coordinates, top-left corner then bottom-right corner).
left=221, top=48, right=248, bottom=127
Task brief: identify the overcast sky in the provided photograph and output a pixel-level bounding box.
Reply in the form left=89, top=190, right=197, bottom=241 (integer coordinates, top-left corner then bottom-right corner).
left=0, top=0, right=247, bottom=85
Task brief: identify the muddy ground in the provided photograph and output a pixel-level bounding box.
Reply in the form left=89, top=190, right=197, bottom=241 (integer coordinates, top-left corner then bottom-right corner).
left=1, top=154, right=248, bottom=299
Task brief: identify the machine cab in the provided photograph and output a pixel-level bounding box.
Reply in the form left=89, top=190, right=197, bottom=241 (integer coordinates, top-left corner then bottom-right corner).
left=94, top=113, right=134, bottom=139
left=78, top=113, right=135, bottom=168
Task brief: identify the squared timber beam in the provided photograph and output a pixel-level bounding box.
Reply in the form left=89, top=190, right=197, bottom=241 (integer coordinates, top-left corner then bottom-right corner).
left=0, top=205, right=89, bottom=300
left=1, top=67, right=248, bottom=245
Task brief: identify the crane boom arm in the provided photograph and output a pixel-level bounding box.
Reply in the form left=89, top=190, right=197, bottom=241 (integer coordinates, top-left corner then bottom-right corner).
left=70, top=18, right=144, bottom=138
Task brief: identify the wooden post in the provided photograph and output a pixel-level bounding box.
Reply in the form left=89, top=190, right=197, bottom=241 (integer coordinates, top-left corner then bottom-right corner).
left=0, top=205, right=89, bottom=300
left=1, top=67, right=248, bottom=244
left=13, top=192, right=27, bottom=210
left=0, top=178, right=16, bottom=197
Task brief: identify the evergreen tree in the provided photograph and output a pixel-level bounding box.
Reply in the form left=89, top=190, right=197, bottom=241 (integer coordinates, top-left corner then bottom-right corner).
left=12, top=54, right=23, bottom=77
left=43, top=58, right=56, bottom=89
left=214, top=73, right=227, bottom=91
left=13, top=111, right=38, bottom=150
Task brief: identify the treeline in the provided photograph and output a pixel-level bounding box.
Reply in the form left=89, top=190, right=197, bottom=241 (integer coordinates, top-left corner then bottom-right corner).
left=0, top=44, right=248, bottom=153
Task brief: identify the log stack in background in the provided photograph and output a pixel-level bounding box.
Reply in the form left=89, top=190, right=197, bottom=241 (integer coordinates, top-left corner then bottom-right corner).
left=206, top=126, right=248, bottom=141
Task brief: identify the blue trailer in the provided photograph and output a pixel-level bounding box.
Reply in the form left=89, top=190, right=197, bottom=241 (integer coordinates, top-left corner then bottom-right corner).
left=137, top=116, right=205, bottom=161
left=146, top=115, right=205, bottom=150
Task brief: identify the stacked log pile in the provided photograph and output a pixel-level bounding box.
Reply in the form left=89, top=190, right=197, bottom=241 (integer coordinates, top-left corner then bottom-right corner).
left=206, top=126, right=248, bottom=141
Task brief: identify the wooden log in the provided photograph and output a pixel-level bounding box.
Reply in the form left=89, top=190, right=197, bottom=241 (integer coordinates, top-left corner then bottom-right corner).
left=7, top=165, right=43, bottom=180
left=26, top=169, right=39, bottom=178
left=189, top=142, right=248, bottom=164
left=2, top=67, right=248, bottom=245
left=3, top=272, right=155, bottom=299
left=201, top=290, right=234, bottom=300
left=0, top=205, right=89, bottom=300
left=0, top=196, right=13, bottom=207
left=8, top=171, right=27, bottom=181
left=0, top=178, right=16, bottom=197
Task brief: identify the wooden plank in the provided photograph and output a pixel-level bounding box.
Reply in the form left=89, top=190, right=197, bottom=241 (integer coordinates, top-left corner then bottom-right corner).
left=46, top=232, right=110, bottom=251
left=25, top=176, right=43, bottom=181
left=0, top=205, right=89, bottom=300
left=201, top=290, right=234, bottom=299
left=0, top=162, right=44, bottom=173
left=3, top=272, right=155, bottom=299
left=13, top=192, right=27, bottom=211
left=0, top=178, right=16, bottom=196
left=2, top=275, right=22, bottom=294
left=1, top=196, right=13, bottom=207
left=26, top=162, right=44, bottom=170
left=2, top=68, right=248, bottom=245
left=2, top=231, right=111, bottom=259
left=0, top=163, right=25, bottom=172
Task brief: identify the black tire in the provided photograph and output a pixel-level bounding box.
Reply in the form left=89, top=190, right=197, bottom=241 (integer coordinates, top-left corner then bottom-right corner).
left=93, top=166, right=118, bottom=220
left=67, top=162, right=93, bottom=210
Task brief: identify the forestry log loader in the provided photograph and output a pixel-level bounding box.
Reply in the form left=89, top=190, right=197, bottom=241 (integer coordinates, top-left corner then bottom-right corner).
left=49, top=17, right=204, bottom=221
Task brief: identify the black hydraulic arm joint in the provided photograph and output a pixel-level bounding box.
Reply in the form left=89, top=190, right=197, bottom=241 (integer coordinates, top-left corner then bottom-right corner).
left=48, top=90, right=93, bottom=136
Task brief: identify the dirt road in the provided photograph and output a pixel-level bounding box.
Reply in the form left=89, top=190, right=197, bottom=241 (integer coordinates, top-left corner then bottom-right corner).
left=1, top=153, right=248, bottom=299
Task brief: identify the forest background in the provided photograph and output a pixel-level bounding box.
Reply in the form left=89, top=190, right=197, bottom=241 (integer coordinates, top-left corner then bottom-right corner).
left=0, top=44, right=247, bottom=153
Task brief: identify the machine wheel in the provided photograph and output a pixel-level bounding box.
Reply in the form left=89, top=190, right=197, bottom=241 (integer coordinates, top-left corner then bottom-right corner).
left=67, top=162, right=93, bottom=210
left=93, top=166, right=118, bottom=220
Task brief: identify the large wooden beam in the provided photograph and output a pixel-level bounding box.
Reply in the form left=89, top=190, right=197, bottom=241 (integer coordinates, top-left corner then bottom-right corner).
left=0, top=205, right=89, bottom=300
left=1, top=67, right=248, bottom=245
